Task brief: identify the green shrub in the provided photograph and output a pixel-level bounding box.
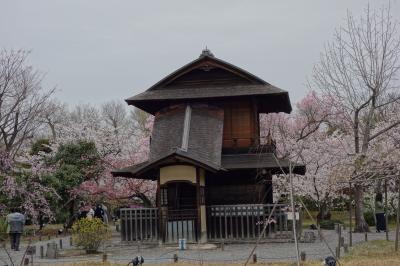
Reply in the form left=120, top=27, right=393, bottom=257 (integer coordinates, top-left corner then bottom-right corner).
left=319, top=219, right=343, bottom=230
left=297, top=196, right=318, bottom=211
left=364, top=211, right=376, bottom=226
left=0, top=217, right=8, bottom=241
left=55, top=210, right=70, bottom=224
left=72, top=218, right=110, bottom=253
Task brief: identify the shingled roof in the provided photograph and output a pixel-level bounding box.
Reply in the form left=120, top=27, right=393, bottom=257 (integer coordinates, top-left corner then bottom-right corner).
left=126, top=49, right=292, bottom=115
left=221, top=153, right=306, bottom=175
left=112, top=103, right=225, bottom=179
left=111, top=148, right=223, bottom=180
left=149, top=103, right=223, bottom=165
left=112, top=152, right=306, bottom=179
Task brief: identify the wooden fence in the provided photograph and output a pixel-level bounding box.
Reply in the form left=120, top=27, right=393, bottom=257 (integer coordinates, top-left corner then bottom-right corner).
left=162, top=209, right=198, bottom=243
left=120, top=208, right=197, bottom=243
left=120, top=204, right=297, bottom=243
left=206, top=204, right=294, bottom=241
left=120, top=208, right=158, bottom=242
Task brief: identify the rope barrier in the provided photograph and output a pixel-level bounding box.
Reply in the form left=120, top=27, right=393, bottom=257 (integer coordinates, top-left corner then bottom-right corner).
left=1, top=249, right=344, bottom=265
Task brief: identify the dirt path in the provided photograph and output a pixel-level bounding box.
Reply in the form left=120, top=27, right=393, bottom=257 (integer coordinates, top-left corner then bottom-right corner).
left=0, top=227, right=395, bottom=265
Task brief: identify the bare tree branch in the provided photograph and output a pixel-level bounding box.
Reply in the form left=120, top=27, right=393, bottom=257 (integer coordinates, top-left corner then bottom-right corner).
left=0, top=49, right=55, bottom=157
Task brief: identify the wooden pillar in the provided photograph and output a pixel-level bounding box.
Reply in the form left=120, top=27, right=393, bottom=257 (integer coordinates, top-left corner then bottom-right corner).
left=156, top=177, right=161, bottom=208
left=196, top=168, right=207, bottom=243
left=156, top=176, right=165, bottom=244
left=265, top=171, right=273, bottom=204
left=252, top=98, right=260, bottom=146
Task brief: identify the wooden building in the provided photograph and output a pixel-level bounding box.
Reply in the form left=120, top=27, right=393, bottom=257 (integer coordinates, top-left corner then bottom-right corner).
left=112, top=49, right=305, bottom=243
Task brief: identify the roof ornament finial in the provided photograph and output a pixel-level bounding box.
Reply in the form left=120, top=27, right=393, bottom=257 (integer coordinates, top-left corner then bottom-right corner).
left=199, top=47, right=214, bottom=58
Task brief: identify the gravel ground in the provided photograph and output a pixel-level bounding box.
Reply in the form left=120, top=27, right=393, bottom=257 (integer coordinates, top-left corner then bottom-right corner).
left=0, top=228, right=395, bottom=265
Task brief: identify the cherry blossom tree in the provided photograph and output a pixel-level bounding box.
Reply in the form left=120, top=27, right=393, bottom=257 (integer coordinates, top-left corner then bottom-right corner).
left=263, top=85, right=400, bottom=225
left=0, top=150, right=59, bottom=222
left=0, top=49, right=55, bottom=157
left=261, top=91, right=347, bottom=219
left=310, top=4, right=400, bottom=231
left=47, top=103, right=156, bottom=208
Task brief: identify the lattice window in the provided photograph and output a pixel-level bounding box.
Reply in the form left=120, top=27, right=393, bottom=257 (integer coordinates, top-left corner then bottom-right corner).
left=161, top=187, right=168, bottom=206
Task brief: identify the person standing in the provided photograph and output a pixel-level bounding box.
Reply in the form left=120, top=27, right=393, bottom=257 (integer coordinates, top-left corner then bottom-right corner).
left=78, top=202, right=89, bottom=220
left=6, top=208, right=25, bottom=251
left=94, top=204, right=104, bottom=221
left=101, top=203, right=109, bottom=224
left=375, top=193, right=386, bottom=233
left=87, top=205, right=94, bottom=220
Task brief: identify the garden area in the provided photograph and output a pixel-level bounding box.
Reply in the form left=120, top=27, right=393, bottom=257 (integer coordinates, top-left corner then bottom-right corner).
left=40, top=240, right=400, bottom=265
left=1, top=2, right=400, bottom=266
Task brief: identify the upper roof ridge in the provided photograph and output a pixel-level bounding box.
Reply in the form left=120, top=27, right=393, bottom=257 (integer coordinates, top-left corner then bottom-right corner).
left=199, top=47, right=214, bottom=58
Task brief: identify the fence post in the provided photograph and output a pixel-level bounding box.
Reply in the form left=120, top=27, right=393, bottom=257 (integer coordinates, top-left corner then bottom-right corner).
left=252, top=253, right=257, bottom=263
left=335, top=223, right=342, bottom=259
left=40, top=246, right=44, bottom=259
left=300, top=251, right=306, bottom=261
left=349, top=182, right=353, bottom=247
left=343, top=244, right=349, bottom=253
left=59, top=239, right=63, bottom=249
left=385, top=179, right=389, bottom=241
left=298, top=208, right=303, bottom=238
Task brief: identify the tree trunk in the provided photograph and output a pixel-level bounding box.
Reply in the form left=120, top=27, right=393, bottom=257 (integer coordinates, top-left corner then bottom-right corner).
left=317, top=203, right=331, bottom=222
left=375, top=179, right=383, bottom=194
left=49, top=123, right=57, bottom=140
left=354, top=185, right=369, bottom=232
left=69, top=199, right=75, bottom=218
left=135, top=192, right=153, bottom=207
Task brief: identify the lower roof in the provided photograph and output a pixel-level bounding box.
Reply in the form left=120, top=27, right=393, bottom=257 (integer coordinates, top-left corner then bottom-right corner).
left=221, top=153, right=305, bottom=175
left=112, top=152, right=305, bottom=180
left=111, top=148, right=222, bottom=181
left=127, top=85, right=291, bottom=115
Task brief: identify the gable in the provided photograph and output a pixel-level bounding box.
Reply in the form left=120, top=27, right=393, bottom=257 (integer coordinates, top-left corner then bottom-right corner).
left=148, top=54, right=267, bottom=90
left=164, top=66, right=252, bottom=88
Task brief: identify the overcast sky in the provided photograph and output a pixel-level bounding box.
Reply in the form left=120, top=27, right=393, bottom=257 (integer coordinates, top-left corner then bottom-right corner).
left=1, top=0, right=399, bottom=108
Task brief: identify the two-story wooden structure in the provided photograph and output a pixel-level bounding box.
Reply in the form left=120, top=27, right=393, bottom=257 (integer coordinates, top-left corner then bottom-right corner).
left=112, top=49, right=305, bottom=243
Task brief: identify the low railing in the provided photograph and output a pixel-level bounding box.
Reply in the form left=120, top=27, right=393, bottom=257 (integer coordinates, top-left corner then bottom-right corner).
left=120, top=204, right=299, bottom=243
left=120, top=208, right=158, bottom=242
left=206, top=204, right=296, bottom=241
left=162, top=209, right=198, bottom=243
left=120, top=208, right=198, bottom=243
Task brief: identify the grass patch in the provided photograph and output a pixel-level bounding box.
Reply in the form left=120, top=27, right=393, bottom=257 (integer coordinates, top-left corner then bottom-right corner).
left=302, top=211, right=397, bottom=230
left=57, top=263, right=320, bottom=266
left=59, top=240, right=400, bottom=266
left=344, top=240, right=400, bottom=259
